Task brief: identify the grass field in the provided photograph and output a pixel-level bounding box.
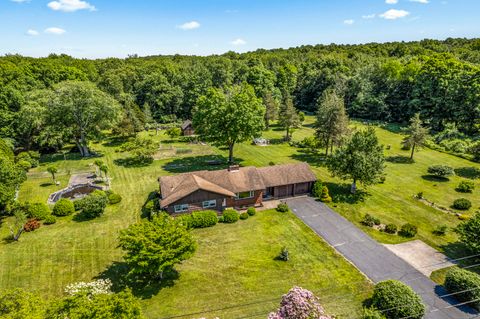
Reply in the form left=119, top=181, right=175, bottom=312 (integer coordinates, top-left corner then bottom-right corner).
left=1, top=116, right=479, bottom=317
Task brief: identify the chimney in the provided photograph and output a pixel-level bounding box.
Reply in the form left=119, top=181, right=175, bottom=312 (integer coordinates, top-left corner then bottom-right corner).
left=228, top=164, right=240, bottom=172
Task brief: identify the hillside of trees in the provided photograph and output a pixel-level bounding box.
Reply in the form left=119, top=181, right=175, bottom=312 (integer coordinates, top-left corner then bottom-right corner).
left=1, top=37, right=479, bottom=154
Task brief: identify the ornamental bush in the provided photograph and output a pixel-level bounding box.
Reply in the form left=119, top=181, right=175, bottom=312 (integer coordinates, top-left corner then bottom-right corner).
left=268, top=286, right=332, bottom=319
left=240, top=212, right=249, bottom=220
left=433, top=224, right=448, bottom=236
left=27, top=202, right=51, bottom=220
left=176, top=214, right=194, bottom=229
left=384, top=224, right=397, bottom=234
left=247, top=207, right=256, bottom=216
left=319, top=186, right=332, bottom=203
left=361, top=214, right=380, bottom=227
left=276, top=203, right=289, bottom=213
left=399, top=223, right=417, bottom=237
left=453, top=198, right=472, bottom=210
left=81, top=191, right=108, bottom=219
left=456, top=180, right=475, bottom=193
left=278, top=247, right=289, bottom=261
left=444, top=267, right=480, bottom=310
left=427, top=165, right=455, bottom=178
left=43, top=215, right=57, bottom=225
left=362, top=308, right=387, bottom=319
left=371, top=280, right=425, bottom=319
left=222, top=209, right=239, bottom=223
left=24, top=219, right=40, bottom=232
left=312, top=181, right=323, bottom=198
left=53, top=198, right=75, bottom=216
left=107, top=192, right=122, bottom=205
left=191, top=210, right=218, bottom=228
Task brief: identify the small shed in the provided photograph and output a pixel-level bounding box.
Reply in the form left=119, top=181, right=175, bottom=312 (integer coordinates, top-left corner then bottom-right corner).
left=181, top=120, right=194, bottom=136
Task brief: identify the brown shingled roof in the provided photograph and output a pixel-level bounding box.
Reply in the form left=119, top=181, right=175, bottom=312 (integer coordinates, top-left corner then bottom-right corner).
left=257, top=162, right=317, bottom=188
left=181, top=120, right=192, bottom=130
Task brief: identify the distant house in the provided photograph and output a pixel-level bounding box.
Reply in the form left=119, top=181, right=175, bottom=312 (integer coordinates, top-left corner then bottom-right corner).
left=158, top=163, right=317, bottom=214
left=181, top=120, right=194, bottom=136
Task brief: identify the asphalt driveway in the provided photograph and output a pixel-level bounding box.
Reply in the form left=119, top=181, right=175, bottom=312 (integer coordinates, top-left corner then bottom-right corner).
left=287, top=197, right=476, bottom=319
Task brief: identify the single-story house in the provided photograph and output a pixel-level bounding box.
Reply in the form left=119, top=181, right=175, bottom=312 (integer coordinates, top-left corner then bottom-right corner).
left=158, top=162, right=317, bottom=214
left=181, top=120, right=194, bottom=136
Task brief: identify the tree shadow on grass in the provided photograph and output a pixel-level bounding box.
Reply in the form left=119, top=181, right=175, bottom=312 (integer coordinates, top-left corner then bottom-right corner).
left=421, top=175, right=450, bottom=182
left=96, top=261, right=179, bottom=300
left=455, top=167, right=480, bottom=180
left=163, top=155, right=239, bottom=173
left=327, top=182, right=370, bottom=204
left=114, top=157, right=153, bottom=168
left=141, top=191, right=161, bottom=219
left=386, top=155, right=414, bottom=164
left=40, top=182, right=54, bottom=187
left=102, top=136, right=130, bottom=148
left=290, top=151, right=326, bottom=168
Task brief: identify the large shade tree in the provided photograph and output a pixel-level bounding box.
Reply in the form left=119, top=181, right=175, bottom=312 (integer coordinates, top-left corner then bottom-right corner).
left=45, top=81, right=121, bottom=157
left=193, top=84, right=265, bottom=163
left=327, top=127, right=385, bottom=193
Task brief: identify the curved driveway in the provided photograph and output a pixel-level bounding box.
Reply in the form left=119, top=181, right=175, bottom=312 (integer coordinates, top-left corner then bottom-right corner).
left=287, top=197, right=476, bottom=319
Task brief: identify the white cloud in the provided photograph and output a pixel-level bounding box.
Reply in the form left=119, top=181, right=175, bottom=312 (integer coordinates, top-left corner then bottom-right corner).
left=230, top=38, right=246, bottom=46
left=410, top=0, right=429, bottom=3
left=343, top=19, right=354, bottom=25
left=386, top=0, right=398, bottom=4
left=379, top=9, right=410, bottom=20
left=362, top=14, right=376, bottom=19
left=47, top=0, right=96, bottom=12
left=11, top=0, right=30, bottom=3
left=177, top=21, right=200, bottom=30
left=26, top=29, right=39, bottom=36
left=44, top=27, right=66, bottom=35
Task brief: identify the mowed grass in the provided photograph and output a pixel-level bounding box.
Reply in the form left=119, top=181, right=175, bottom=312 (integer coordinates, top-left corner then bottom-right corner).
left=144, top=210, right=371, bottom=319
left=1, top=116, right=479, bottom=317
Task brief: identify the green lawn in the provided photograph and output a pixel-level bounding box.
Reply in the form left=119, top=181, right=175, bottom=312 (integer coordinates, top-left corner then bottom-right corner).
left=1, top=116, right=479, bottom=317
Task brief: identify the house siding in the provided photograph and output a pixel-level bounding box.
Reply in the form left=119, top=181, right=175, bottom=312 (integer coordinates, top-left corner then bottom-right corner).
left=165, top=189, right=227, bottom=214
left=226, top=190, right=263, bottom=208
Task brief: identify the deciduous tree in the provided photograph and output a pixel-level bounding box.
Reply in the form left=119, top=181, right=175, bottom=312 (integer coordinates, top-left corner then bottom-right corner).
left=278, top=97, right=300, bottom=141
left=402, top=113, right=429, bottom=160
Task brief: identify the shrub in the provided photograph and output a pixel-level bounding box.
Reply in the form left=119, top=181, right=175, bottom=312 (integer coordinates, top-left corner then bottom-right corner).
left=362, top=308, right=387, bottom=319
left=453, top=198, right=472, bottom=210
left=176, top=214, right=194, bottom=229
left=24, top=219, right=40, bottom=232
left=278, top=247, right=289, bottom=261
left=416, top=191, right=424, bottom=199
left=27, top=202, right=51, bottom=220
left=143, top=200, right=155, bottom=217
left=458, top=214, right=470, bottom=221
left=247, top=207, right=256, bottom=216
left=191, top=210, right=218, bottom=228
left=268, top=286, right=331, bottom=319
left=107, top=192, right=122, bottom=205
left=17, top=160, right=32, bottom=171
left=80, top=191, right=108, bottom=219
left=456, top=180, right=475, bottom=193
left=399, top=223, right=417, bottom=238
left=444, top=267, right=480, bottom=310
left=268, top=161, right=275, bottom=166
left=319, top=186, right=332, bottom=203
left=16, top=151, right=39, bottom=168
left=43, top=215, right=57, bottom=225
left=455, top=212, right=480, bottom=253
left=240, top=212, right=249, bottom=220
left=371, top=280, right=425, bottom=319
left=433, top=225, right=448, bottom=236
left=427, top=165, right=455, bottom=178
left=53, top=199, right=75, bottom=216
left=384, top=224, right=397, bottom=234
left=217, top=216, right=224, bottom=223
left=222, top=209, right=239, bottom=223
left=361, top=214, right=380, bottom=227
left=74, top=198, right=85, bottom=211
left=276, top=203, right=289, bottom=213
left=312, top=181, right=323, bottom=198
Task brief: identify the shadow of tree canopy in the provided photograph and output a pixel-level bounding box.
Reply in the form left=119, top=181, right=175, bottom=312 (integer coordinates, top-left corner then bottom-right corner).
left=114, top=156, right=154, bottom=168
left=141, top=191, right=161, bottom=219
left=95, top=262, right=179, bottom=300
left=290, top=151, right=326, bottom=168
left=433, top=285, right=478, bottom=314
left=421, top=175, right=450, bottom=182
left=386, top=155, right=414, bottom=164
left=455, top=167, right=480, bottom=180
left=327, top=182, right=370, bottom=204
left=102, top=136, right=130, bottom=148
left=163, top=155, right=239, bottom=173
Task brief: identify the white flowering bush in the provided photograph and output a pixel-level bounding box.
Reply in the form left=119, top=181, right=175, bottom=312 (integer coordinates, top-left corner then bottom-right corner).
left=64, top=279, right=113, bottom=296
left=268, top=286, right=332, bottom=319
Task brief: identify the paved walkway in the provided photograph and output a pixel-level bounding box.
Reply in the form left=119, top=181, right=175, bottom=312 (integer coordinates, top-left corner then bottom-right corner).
left=287, top=197, right=476, bottom=319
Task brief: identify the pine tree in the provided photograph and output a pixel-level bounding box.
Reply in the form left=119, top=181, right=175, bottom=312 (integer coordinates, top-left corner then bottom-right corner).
left=278, top=96, right=300, bottom=141
left=402, top=113, right=429, bottom=160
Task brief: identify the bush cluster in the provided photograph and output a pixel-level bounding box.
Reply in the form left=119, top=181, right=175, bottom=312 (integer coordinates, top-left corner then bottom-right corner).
left=24, top=219, right=41, bottom=232
left=384, top=224, right=397, bottom=234
left=247, top=207, right=256, bottom=216
left=276, top=203, right=289, bottom=213
left=191, top=210, right=218, bottom=228
left=453, top=198, right=472, bottom=210
left=399, top=223, right=417, bottom=238
left=107, top=192, right=122, bottom=205
left=444, top=267, right=480, bottom=310
left=427, top=165, right=455, bottom=178
left=240, top=212, right=249, bottom=220
left=433, top=225, right=448, bottom=236
left=370, top=280, right=425, bottom=319
left=53, top=199, right=75, bottom=216
left=361, top=214, right=381, bottom=227
left=81, top=190, right=108, bottom=219
left=361, top=308, right=387, bottom=319
left=456, top=180, right=475, bottom=193
left=222, top=209, right=240, bottom=223
left=27, top=202, right=51, bottom=220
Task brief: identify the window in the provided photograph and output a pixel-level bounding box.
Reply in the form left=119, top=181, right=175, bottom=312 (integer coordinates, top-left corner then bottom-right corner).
left=174, top=204, right=189, bottom=213
left=235, top=191, right=254, bottom=200
left=202, top=199, right=217, bottom=208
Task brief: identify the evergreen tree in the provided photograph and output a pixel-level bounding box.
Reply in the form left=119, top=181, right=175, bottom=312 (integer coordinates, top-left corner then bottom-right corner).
left=402, top=113, right=429, bottom=160
left=278, top=96, right=300, bottom=141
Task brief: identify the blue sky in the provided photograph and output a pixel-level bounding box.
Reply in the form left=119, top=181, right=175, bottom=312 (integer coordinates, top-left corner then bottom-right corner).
left=1, top=0, right=479, bottom=58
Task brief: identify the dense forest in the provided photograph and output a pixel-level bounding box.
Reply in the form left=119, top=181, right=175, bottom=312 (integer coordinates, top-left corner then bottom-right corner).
left=1, top=37, right=479, bottom=154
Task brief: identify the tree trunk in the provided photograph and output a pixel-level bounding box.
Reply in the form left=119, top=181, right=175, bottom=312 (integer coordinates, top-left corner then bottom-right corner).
left=80, top=132, right=90, bottom=157
left=265, top=118, right=270, bottom=130
left=410, top=143, right=416, bottom=160
left=228, top=143, right=235, bottom=164
left=75, top=140, right=84, bottom=157
left=351, top=180, right=357, bottom=194
left=285, top=127, right=290, bottom=141
left=324, top=138, right=329, bottom=156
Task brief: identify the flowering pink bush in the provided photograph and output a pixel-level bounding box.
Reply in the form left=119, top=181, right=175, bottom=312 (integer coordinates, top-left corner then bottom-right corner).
left=268, top=286, right=332, bottom=319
